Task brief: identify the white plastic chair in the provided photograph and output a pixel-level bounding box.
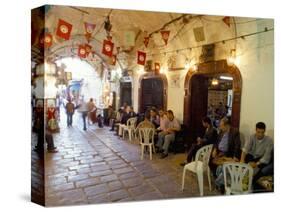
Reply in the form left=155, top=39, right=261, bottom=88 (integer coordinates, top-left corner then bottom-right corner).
left=223, top=162, right=253, bottom=195
left=139, top=128, right=155, bottom=160
left=181, top=144, right=213, bottom=196
left=122, top=117, right=137, bottom=141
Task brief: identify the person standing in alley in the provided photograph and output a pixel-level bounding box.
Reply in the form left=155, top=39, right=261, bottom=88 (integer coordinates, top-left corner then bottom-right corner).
left=78, top=98, right=89, bottom=131
left=65, top=98, right=75, bottom=127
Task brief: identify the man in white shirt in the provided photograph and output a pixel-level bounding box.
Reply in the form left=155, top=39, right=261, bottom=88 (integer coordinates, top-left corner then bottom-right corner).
left=156, top=110, right=181, bottom=158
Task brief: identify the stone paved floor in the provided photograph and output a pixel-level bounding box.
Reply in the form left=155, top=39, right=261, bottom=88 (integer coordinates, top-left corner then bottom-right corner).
left=32, top=113, right=220, bottom=206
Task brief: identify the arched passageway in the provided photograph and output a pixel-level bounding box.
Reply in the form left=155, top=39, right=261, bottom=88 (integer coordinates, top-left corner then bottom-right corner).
left=183, top=59, right=242, bottom=138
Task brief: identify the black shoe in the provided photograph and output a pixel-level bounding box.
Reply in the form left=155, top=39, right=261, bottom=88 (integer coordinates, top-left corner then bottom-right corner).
left=215, top=185, right=225, bottom=194
left=33, top=148, right=43, bottom=154
left=160, top=153, right=168, bottom=159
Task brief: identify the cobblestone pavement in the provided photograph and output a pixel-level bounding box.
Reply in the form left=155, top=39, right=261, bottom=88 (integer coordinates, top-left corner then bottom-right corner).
left=32, top=114, right=219, bottom=206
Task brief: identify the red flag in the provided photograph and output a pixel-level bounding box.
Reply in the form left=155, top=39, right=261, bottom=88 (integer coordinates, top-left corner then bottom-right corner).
left=102, top=40, right=114, bottom=57
left=155, top=63, right=160, bottom=73
left=84, top=22, right=96, bottom=42
left=78, top=45, right=87, bottom=58
left=56, top=19, right=72, bottom=40
left=223, top=16, right=231, bottom=27
left=161, top=31, right=170, bottom=45
left=39, top=33, right=53, bottom=48
left=144, top=37, right=149, bottom=48
left=84, top=44, right=92, bottom=56
left=137, top=51, right=146, bottom=66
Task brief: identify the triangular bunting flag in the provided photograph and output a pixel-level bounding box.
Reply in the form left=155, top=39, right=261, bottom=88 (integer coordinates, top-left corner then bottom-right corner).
left=144, top=37, right=150, bottom=48
left=161, top=31, right=170, bottom=45
left=84, top=22, right=96, bottom=42
left=84, top=22, right=96, bottom=34
left=78, top=45, right=87, bottom=58
left=102, top=40, right=114, bottom=57
left=223, top=16, right=231, bottom=27
left=137, top=51, right=146, bottom=66
left=56, top=19, right=72, bottom=40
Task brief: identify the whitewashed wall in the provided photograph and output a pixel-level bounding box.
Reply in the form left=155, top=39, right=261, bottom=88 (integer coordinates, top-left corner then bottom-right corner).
left=131, top=17, right=274, bottom=141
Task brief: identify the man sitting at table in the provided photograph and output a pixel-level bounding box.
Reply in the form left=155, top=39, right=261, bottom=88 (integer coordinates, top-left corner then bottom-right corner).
left=240, top=122, right=273, bottom=190
left=210, top=117, right=241, bottom=192
left=118, top=106, right=137, bottom=137
left=211, top=117, right=241, bottom=165
left=156, top=110, right=181, bottom=159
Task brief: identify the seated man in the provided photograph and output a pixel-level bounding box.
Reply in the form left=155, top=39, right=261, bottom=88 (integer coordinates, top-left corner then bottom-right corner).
left=135, top=110, right=155, bottom=143
left=106, top=105, right=115, bottom=126
left=240, top=122, right=273, bottom=189
left=137, top=110, right=155, bottom=129
left=180, top=116, right=218, bottom=166
left=118, top=106, right=137, bottom=136
left=211, top=117, right=241, bottom=165
left=110, top=108, right=123, bottom=131
left=156, top=110, right=181, bottom=159
left=210, top=117, right=241, bottom=192
left=157, top=109, right=168, bottom=132
left=150, top=108, right=160, bottom=128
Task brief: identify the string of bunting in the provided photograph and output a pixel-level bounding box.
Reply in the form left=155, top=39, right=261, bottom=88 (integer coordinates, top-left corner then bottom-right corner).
left=145, top=27, right=274, bottom=57
left=35, top=13, right=273, bottom=69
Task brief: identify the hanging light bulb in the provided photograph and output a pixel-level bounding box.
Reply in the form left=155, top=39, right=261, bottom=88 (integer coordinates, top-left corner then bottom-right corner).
left=184, top=63, right=190, bottom=70
left=227, top=49, right=239, bottom=66
left=211, top=78, right=219, bottom=86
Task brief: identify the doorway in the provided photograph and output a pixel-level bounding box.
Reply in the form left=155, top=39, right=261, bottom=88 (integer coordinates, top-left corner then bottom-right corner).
left=120, top=82, right=132, bottom=107
left=138, top=73, right=168, bottom=113
left=184, top=60, right=242, bottom=139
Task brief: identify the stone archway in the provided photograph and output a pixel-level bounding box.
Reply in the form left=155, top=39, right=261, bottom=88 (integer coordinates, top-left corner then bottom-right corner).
left=138, top=73, right=168, bottom=113
left=183, top=59, right=242, bottom=129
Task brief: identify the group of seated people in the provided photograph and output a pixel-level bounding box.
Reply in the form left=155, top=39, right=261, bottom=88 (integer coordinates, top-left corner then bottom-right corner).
left=108, top=103, right=181, bottom=159
left=180, top=116, right=274, bottom=193
left=106, top=103, right=274, bottom=193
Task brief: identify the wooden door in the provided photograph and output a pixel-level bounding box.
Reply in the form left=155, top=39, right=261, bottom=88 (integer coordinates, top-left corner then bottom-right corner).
left=190, top=75, right=209, bottom=139
left=141, top=78, right=163, bottom=112
left=120, top=82, right=132, bottom=106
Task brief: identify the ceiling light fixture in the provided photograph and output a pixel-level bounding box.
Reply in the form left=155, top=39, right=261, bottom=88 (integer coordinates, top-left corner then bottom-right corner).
left=220, top=76, right=233, bottom=81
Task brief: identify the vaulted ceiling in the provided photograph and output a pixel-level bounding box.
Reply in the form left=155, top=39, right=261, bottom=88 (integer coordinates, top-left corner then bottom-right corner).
left=31, top=5, right=253, bottom=72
